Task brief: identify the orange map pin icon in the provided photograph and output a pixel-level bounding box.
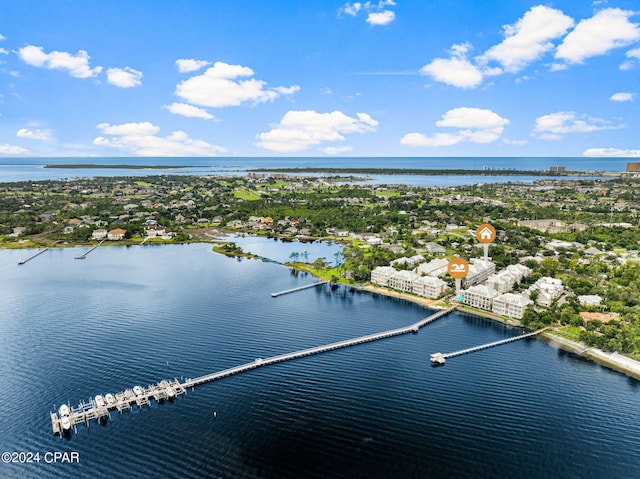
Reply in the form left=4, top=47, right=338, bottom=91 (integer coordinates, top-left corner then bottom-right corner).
left=475, top=223, right=496, bottom=244
left=448, top=257, right=469, bottom=279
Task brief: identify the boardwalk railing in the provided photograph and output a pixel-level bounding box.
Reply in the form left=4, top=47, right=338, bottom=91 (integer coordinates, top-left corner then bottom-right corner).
left=271, top=280, right=329, bottom=297
left=75, top=240, right=105, bottom=259
left=18, top=248, right=49, bottom=265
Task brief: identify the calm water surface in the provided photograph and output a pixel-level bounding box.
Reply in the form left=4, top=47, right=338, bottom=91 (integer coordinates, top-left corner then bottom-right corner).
left=0, top=244, right=638, bottom=479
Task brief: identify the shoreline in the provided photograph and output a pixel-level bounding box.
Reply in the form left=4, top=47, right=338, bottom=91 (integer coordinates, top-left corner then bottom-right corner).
left=358, top=283, right=640, bottom=382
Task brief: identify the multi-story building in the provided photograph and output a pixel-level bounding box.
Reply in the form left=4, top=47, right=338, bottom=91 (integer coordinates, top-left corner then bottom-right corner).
left=389, top=270, right=419, bottom=292
left=462, top=284, right=499, bottom=310
left=412, top=276, right=447, bottom=299
left=370, top=266, right=397, bottom=286
left=527, top=277, right=564, bottom=307
left=415, top=258, right=449, bottom=277
left=492, top=293, right=531, bottom=319
left=463, top=259, right=496, bottom=287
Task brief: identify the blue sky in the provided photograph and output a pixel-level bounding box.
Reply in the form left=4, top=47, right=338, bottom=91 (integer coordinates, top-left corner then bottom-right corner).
left=1, top=0, right=639, bottom=157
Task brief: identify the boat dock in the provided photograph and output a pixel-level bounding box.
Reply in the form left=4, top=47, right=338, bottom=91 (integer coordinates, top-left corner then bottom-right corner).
left=271, top=280, right=329, bottom=297
left=74, top=240, right=105, bottom=259
left=51, top=379, right=185, bottom=435
left=53, top=305, right=456, bottom=434
left=430, top=328, right=547, bottom=365
left=18, top=248, right=49, bottom=265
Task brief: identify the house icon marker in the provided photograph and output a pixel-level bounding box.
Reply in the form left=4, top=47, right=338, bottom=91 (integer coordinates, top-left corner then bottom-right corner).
left=475, top=223, right=496, bottom=244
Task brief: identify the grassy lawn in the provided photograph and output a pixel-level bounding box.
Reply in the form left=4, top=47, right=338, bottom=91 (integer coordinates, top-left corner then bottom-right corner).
left=375, top=190, right=400, bottom=197
left=233, top=188, right=261, bottom=200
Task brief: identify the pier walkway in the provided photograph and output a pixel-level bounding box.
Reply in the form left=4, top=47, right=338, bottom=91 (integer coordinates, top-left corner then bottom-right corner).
left=430, top=328, right=547, bottom=364
left=74, top=240, right=105, bottom=259
left=18, top=248, right=49, bottom=265
left=271, top=280, right=329, bottom=297
left=52, top=305, right=456, bottom=434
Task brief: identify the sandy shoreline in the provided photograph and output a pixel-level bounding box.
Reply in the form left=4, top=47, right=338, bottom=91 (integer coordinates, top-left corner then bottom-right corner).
left=360, top=283, right=640, bottom=382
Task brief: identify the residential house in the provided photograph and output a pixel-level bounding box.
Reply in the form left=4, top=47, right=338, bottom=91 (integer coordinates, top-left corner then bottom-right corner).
left=492, top=293, right=531, bottom=319
left=463, top=259, right=496, bottom=287
left=92, top=229, right=108, bottom=240
left=389, top=270, right=419, bottom=292
left=462, top=284, right=499, bottom=310
left=107, top=228, right=126, bottom=240
left=371, top=266, right=396, bottom=286
left=412, top=276, right=447, bottom=299
left=415, top=258, right=449, bottom=277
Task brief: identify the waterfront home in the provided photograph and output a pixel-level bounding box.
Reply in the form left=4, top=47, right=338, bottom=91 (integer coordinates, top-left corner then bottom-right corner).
left=388, top=270, right=419, bottom=292
left=412, top=276, right=447, bottom=299
left=462, top=285, right=499, bottom=310
left=107, top=228, right=126, bottom=240
left=492, top=293, right=531, bottom=319
left=92, top=229, right=108, bottom=240
left=527, top=277, right=564, bottom=307
left=578, top=295, right=603, bottom=307
left=371, top=266, right=397, bottom=287
left=486, top=270, right=517, bottom=294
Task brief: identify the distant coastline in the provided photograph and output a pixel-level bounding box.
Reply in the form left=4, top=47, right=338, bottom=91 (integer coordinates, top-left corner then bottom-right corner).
left=44, top=164, right=193, bottom=169
left=248, top=167, right=618, bottom=177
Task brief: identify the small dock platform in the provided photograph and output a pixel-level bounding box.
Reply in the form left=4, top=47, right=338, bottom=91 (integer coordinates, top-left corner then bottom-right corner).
left=271, top=280, right=329, bottom=297
left=18, top=248, right=49, bottom=265
left=431, top=328, right=547, bottom=365
left=74, top=240, right=104, bottom=259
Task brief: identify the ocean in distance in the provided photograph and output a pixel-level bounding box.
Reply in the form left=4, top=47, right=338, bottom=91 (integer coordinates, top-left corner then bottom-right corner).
left=0, top=156, right=629, bottom=185
left=1, top=243, right=639, bottom=479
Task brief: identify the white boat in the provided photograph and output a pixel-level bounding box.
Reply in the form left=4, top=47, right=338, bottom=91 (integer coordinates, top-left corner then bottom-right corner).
left=105, top=393, right=116, bottom=406
left=60, top=415, right=72, bottom=431
left=95, top=395, right=106, bottom=408
left=133, top=385, right=144, bottom=396
left=59, top=404, right=70, bottom=417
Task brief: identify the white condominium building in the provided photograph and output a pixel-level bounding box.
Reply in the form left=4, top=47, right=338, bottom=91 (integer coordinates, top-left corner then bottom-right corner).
left=528, top=277, right=564, bottom=307
left=463, top=259, right=496, bottom=287
left=370, top=266, right=397, bottom=286
left=486, top=270, right=517, bottom=294
left=492, top=293, right=531, bottom=319
left=415, top=258, right=449, bottom=277
left=389, top=270, right=419, bottom=292
left=462, top=285, right=499, bottom=310
left=412, top=276, right=447, bottom=299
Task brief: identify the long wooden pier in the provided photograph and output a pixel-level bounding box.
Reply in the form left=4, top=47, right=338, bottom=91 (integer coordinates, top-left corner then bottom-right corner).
left=430, top=328, right=547, bottom=364
left=52, top=305, right=456, bottom=434
left=18, top=247, right=49, bottom=265
left=74, top=240, right=105, bottom=259
left=271, top=280, right=329, bottom=297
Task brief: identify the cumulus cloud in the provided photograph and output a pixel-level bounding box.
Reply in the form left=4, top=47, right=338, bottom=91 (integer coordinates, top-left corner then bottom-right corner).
left=477, top=5, right=574, bottom=73
left=610, top=92, right=635, bottom=102
left=555, top=8, right=640, bottom=65
left=163, top=102, right=215, bottom=120
left=256, top=110, right=378, bottom=153
left=401, top=107, right=509, bottom=147
left=0, top=143, right=29, bottom=155
left=106, top=67, right=142, bottom=88
left=367, top=11, right=395, bottom=26
left=175, top=61, right=299, bottom=108
left=0, top=48, right=8, bottom=55
left=340, top=1, right=396, bottom=26
left=533, top=111, right=623, bottom=140
left=176, top=59, right=211, bottom=73
left=583, top=148, right=640, bottom=157
left=18, top=45, right=102, bottom=78
left=16, top=128, right=53, bottom=142
left=93, top=122, right=226, bottom=156
left=421, top=43, right=483, bottom=89
left=620, top=47, right=640, bottom=69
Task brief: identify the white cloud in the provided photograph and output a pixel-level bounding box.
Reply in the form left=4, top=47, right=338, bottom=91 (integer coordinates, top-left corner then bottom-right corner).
left=163, top=102, right=215, bottom=120
left=421, top=45, right=484, bottom=89
left=583, top=148, right=640, bottom=157
left=0, top=34, right=5, bottom=41
left=93, top=122, right=226, bottom=156
left=176, top=59, right=211, bottom=73
left=0, top=143, right=29, bottom=155
left=256, top=110, right=378, bottom=152
left=477, top=5, right=574, bottom=73
left=0, top=48, right=8, bottom=55
left=401, top=107, right=509, bottom=147
left=175, top=61, right=299, bottom=108
left=502, top=138, right=528, bottom=146
left=18, top=45, right=102, bottom=78
left=340, top=1, right=396, bottom=25
left=322, top=145, right=353, bottom=155
left=16, top=128, right=53, bottom=142
left=106, top=67, right=142, bottom=88
left=533, top=111, right=623, bottom=140
left=628, top=48, right=640, bottom=59
left=621, top=47, right=640, bottom=69
left=555, top=8, right=640, bottom=64
left=610, top=92, right=635, bottom=102
left=367, top=10, right=395, bottom=26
